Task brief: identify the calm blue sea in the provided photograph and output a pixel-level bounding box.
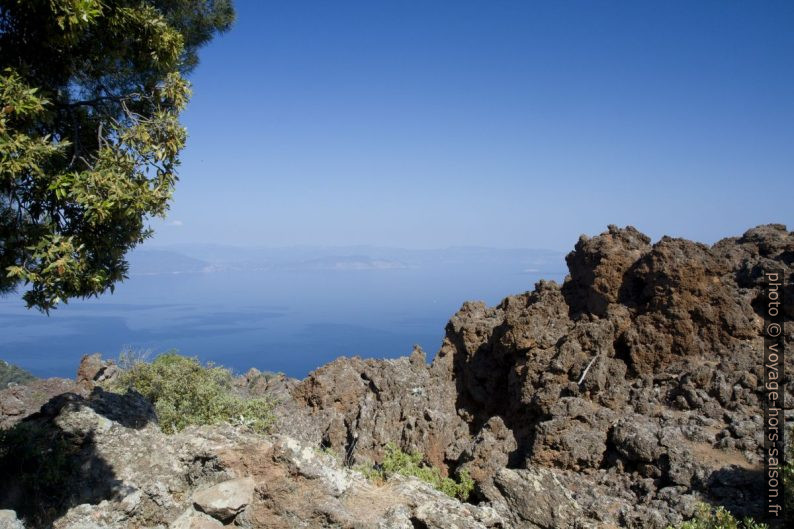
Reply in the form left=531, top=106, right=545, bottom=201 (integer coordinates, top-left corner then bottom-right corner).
left=0, top=257, right=566, bottom=379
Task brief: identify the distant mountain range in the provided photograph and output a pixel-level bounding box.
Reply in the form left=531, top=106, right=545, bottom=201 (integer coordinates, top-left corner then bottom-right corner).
left=127, top=244, right=567, bottom=276
left=127, top=250, right=214, bottom=275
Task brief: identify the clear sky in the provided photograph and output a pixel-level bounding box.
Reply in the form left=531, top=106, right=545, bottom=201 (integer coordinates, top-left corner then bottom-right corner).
left=151, top=0, right=793, bottom=251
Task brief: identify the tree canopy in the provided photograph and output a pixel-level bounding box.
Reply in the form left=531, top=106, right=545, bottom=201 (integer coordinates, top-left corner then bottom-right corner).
left=0, top=0, right=234, bottom=311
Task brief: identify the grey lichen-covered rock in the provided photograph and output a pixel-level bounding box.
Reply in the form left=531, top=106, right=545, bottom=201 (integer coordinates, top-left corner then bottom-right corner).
left=384, top=475, right=507, bottom=529
left=490, top=468, right=581, bottom=529
left=0, top=510, right=25, bottom=529
left=1, top=379, right=503, bottom=529
left=191, top=478, right=254, bottom=521
left=171, top=509, right=224, bottom=529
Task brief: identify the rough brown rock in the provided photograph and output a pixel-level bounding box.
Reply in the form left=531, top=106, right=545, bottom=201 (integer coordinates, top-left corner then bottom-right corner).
left=291, top=224, right=793, bottom=527
left=75, top=353, right=118, bottom=392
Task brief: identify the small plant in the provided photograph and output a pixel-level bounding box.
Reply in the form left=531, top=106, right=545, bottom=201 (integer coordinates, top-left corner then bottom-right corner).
left=359, top=442, right=474, bottom=501
left=113, top=352, right=274, bottom=434
left=117, top=348, right=152, bottom=370
left=316, top=442, right=341, bottom=460
left=666, top=503, right=768, bottom=529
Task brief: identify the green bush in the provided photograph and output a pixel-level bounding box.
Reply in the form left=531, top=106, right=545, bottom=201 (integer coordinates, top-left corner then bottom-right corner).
left=113, top=352, right=274, bottom=434
left=0, top=359, right=35, bottom=387
left=666, top=503, right=768, bottom=529
left=360, top=442, right=474, bottom=501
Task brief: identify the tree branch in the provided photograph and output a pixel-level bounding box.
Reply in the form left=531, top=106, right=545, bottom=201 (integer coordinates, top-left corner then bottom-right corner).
left=59, top=92, right=142, bottom=109
left=578, top=355, right=598, bottom=385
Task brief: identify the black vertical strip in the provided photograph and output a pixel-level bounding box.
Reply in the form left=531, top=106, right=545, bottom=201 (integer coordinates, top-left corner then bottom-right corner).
left=763, top=268, right=785, bottom=525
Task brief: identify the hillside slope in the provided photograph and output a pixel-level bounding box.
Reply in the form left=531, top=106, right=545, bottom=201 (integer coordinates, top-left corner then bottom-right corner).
left=0, top=224, right=791, bottom=529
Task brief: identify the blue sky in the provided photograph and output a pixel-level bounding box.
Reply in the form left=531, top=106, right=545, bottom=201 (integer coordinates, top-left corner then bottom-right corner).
left=152, top=0, right=793, bottom=251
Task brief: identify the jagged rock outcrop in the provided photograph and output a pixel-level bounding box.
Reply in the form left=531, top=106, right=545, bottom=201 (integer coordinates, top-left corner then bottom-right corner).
left=75, top=353, right=118, bottom=392
left=1, top=224, right=791, bottom=528
left=292, top=346, right=470, bottom=470
left=294, top=224, right=793, bottom=528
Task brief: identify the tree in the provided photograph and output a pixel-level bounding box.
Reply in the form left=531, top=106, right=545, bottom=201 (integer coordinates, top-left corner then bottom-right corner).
left=0, top=0, right=234, bottom=311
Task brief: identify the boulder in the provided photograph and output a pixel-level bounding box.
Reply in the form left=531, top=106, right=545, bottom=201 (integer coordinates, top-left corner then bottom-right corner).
left=610, top=416, right=663, bottom=464
left=192, top=478, right=255, bottom=521
left=75, top=354, right=118, bottom=392
left=0, top=510, right=25, bottom=529
left=491, top=467, right=581, bottom=529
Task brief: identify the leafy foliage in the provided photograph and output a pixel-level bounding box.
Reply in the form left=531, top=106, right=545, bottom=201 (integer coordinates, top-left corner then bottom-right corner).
left=360, top=442, right=475, bottom=501
left=0, top=0, right=234, bottom=311
left=112, top=352, right=274, bottom=434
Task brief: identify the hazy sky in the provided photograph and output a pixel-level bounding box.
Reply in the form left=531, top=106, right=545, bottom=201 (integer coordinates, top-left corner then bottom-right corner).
left=151, top=0, right=793, bottom=251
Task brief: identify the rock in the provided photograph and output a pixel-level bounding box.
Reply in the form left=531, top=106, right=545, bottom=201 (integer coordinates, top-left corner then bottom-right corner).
left=386, top=475, right=507, bottom=529
left=0, top=377, right=78, bottom=428
left=563, top=224, right=652, bottom=317
left=293, top=345, right=469, bottom=469
left=75, top=353, right=103, bottom=389
left=171, top=509, right=225, bottom=529
left=0, top=510, right=25, bottom=529
left=377, top=506, right=414, bottom=529
left=610, top=416, right=663, bottom=463
left=459, top=416, right=517, bottom=498
left=192, top=478, right=255, bottom=522
left=529, top=398, right=615, bottom=471
left=75, top=354, right=118, bottom=392
left=491, top=467, right=580, bottom=529
left=411, top=498, right=505, bottom=529
left=297, top=224, right=791, bottom=526
left=286, top=224, right=791, bottom=526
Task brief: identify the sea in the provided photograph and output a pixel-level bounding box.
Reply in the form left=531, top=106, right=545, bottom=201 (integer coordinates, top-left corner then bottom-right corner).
left=0, top=246, right=566, bottom=379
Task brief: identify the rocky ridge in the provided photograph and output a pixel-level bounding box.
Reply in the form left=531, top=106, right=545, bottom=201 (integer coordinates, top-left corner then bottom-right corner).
left=0, top=224, right=792, bottom=529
